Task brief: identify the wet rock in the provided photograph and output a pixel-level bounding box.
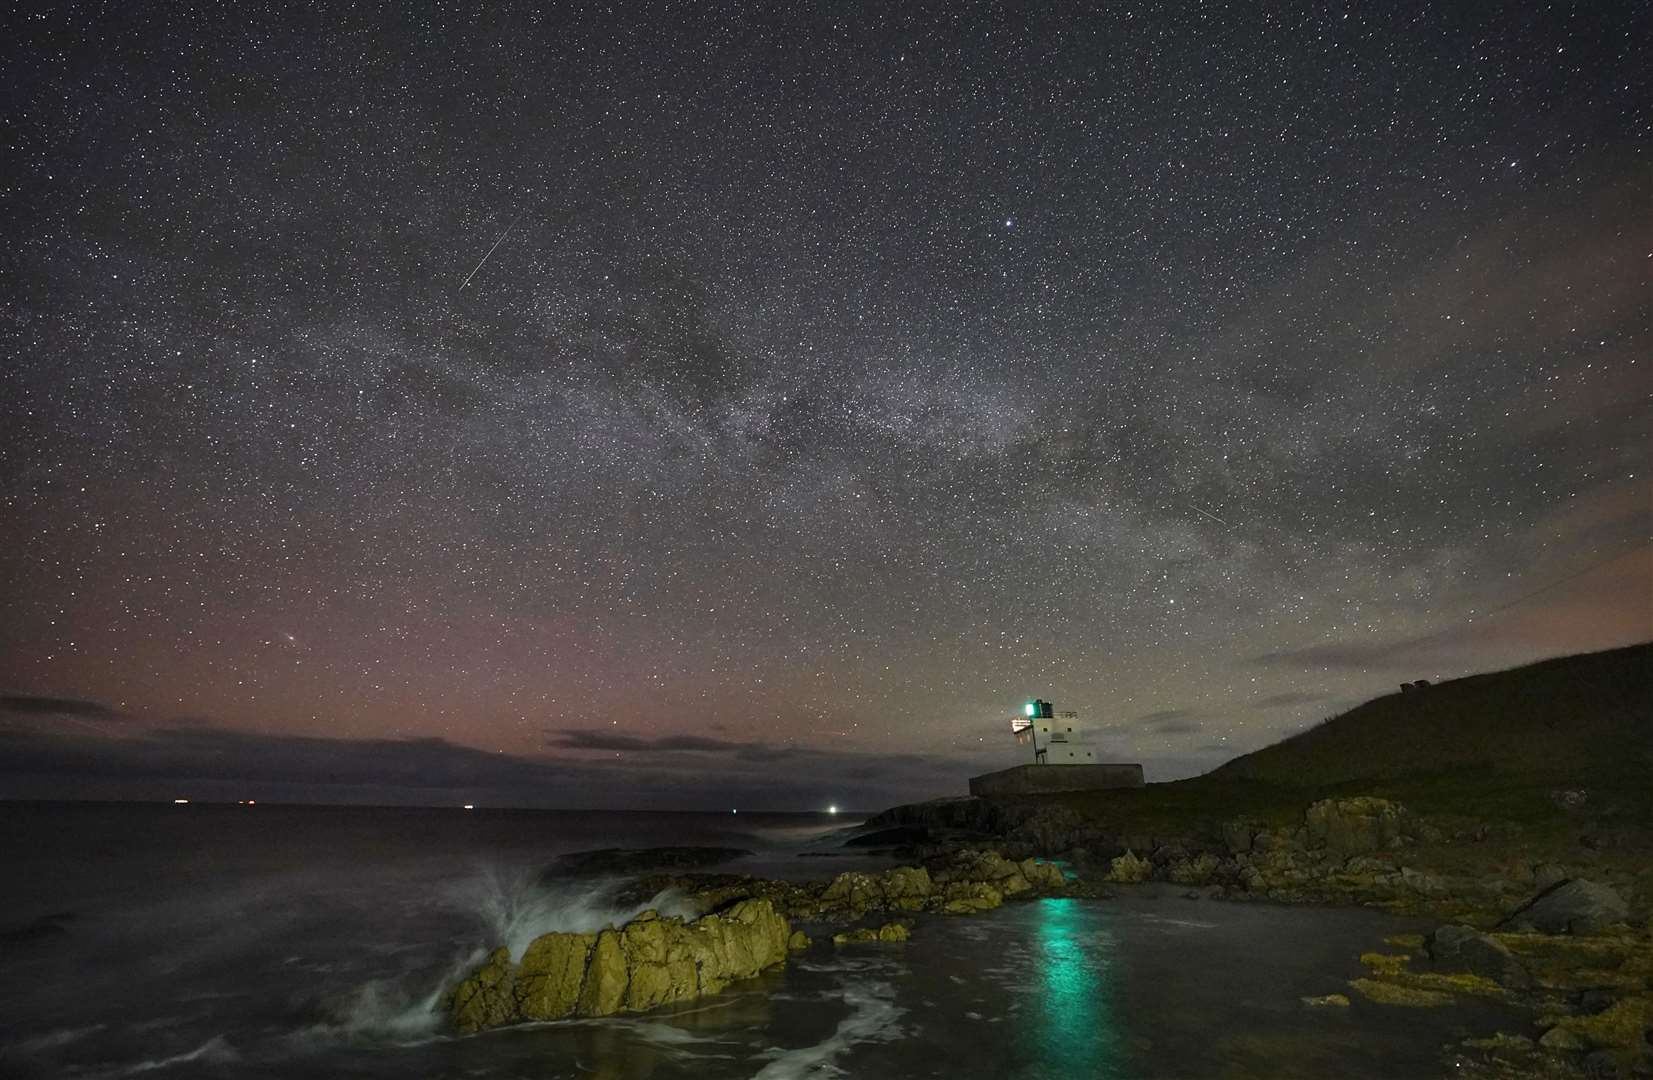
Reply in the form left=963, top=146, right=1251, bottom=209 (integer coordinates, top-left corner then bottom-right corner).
left=1018, top=858, right=1066, bottom=891
left=1427, top=925, right=1530, bottom=988
left=516, top=930, right=597, bottom=1020
left=1539, top=1026, right=1587, bottom=1051
left=833, top=921, right=911, bottom=945
left=1167, top=853, right=1222, bottom=886
left=1105, top=850, right=1153, bottom=883
left=938, top=881, right=1002, bottom=913
left=450, top=948, right=516, bottom=1034
left=787, top=930, right=810, bottom=951
left=1347, top=977, right=1453, bottom=1007
left=450, top=897, right=791, bottom=1032
left=1500, top=879, right=1629, bottom=935
left=1304, top=797, right=1406, bottom=857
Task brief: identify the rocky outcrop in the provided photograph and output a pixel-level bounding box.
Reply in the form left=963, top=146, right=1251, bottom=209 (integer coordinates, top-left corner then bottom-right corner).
left=832, top=921, right=911, bottom=945
left=1105, top=850, right=1152, bottom=883
left=1426, top=925, right=1530, bottom=987
left=625, top=850, right=1066, bottom=924
left=1303, top=797, right=1406, bottom=856
left=449, top=899, right=791, bottom=1033
left=1498, top=878, right=1629, bottom=935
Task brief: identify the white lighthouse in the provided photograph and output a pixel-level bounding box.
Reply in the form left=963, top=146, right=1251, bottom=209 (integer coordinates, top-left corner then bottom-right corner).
left=1035, top=710, right=1094, bottom=764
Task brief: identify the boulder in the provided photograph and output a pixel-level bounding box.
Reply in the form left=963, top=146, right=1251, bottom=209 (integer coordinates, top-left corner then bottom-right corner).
left=833, top=921, right=911, bottom=945
left=1304, top=798, right=1406, bottom=856
left=1500, top=879, right=1629, bottom=935
left=1105, top=850, right=1153, bottom=883
left=1018, top=858, right=1065, bottom=891
left=1427, top=925, right=1530, bottom=988
left=449, top=897, right=791, bottom=1032
left=939, top=881, right=1002, bottom=913
left=1168, top=853, right=1222, bottom=886
left=1221, top=821, right=1255, bottom=854
left=787, top=930, right=811, bottom=951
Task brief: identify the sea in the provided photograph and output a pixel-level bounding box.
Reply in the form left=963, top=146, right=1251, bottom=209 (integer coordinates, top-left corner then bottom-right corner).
left=0, top=802, right=1523, bottom=1079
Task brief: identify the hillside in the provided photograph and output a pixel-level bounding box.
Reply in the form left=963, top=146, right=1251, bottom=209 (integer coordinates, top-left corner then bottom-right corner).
left=1211, top=641, right=1653, bottom=787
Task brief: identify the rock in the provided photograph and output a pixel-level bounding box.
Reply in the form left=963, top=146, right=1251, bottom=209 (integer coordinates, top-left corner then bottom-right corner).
left=832, top=921, right=910, bottom=945
left=1546, top=995, right=1653, bottom=1054
left=1428, top=925, right=1531, bottom=988
left=1540, top=1025, right=1587, bottom=1051
left=1168, top=853, right=1221, bottom=886
left=449, top=948, right=516, bottom=1034
left=1301, top=993, right=1351, bottom=1007
left=450, top=897, right=791, bottom=1032
left=1018, top=858, right=1065, bottom=891
left=1533, top=863, right=1569, bottom=892
left=1304, top=798, right=1406, bottom=856
left=516, top=931, right=597, bottom=1020
left=1500, top=879, right=1629, bottom=935
left=938, top=881, right=1002, bottom=913
left=1105, top=850, right=1153, bottom=883
left=1347, top=977, right=1453, bottom=1007
left=787, top=930, right=810, bottom=951
left=1221, top=821, right=1255, bottom=854
left=881, top=866, right=934, bottom=901
left=1397, top=866, right=1448, bottom=895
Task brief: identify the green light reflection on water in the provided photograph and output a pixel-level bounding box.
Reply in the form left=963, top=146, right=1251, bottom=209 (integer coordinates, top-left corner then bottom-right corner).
left=1019, top=897, right=1123, bottom=1078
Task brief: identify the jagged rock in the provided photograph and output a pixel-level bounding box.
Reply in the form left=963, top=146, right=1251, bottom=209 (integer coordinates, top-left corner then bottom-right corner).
left=833, top=921, right=911, bottom=945
left=1106, top=850, right=1153, bottom=883
left=1304, top=798, right=1406, bottom=856
left=516, top=930, right=597, bottom=1019
left=1168, top=853, right=1221, bottom=886
left=787, top=930, right=810, bottom=951
left=450, top=898, right=791, bottom=1032
left=1427, top=925, right=1530, bottom=988
left=450, top=948, right=516, bottom=1034
left=1018, top=858, right=1065, bottom=891
left=1539, top=1026, right=1587, bottom=1051
left=939, top=881, right=1002, bottom=913
left=1500, top=879, right=1629, bottom=935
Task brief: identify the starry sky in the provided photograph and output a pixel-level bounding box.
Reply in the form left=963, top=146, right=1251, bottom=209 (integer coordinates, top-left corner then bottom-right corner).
left=2, top=3, right=1648, bottom=810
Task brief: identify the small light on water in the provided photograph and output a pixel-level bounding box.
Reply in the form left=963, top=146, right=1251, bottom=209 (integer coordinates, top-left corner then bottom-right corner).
left=173, top=798, right=189, bottom=805
left=463, top=804, right=475, bottom=810
left=731, top=808, right=737, bottom=814
left=828, top=805, right=838, bottom=814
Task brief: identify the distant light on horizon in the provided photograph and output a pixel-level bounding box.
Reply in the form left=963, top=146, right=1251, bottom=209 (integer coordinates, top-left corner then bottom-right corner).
left=462, top=804, right=475, bottom=810
left=828, top=804, right=838, bottom=814
left=173, top=798, right=189, bottom=804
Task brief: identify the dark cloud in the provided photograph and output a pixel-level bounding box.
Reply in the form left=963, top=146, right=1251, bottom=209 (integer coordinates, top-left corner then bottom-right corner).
left=0, top=695, right=120, bottom=718
left=0, top=722, right=988, bottom=810
left=545, top=730, right=746, bottom=753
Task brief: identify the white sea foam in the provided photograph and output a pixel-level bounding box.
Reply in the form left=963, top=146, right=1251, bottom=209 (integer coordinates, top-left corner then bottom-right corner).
left=750, top=981, right=904, bottom=1079
left=122, top=1034, right=239, bottom=1074
left=457, top=863, right=697, bottom=960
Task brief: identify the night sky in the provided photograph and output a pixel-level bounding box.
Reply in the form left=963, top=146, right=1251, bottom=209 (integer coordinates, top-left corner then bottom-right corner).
left=2, top=3, right=1648, bottom=810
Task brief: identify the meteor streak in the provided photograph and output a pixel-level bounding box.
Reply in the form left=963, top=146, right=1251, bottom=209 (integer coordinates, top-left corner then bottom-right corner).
left=459, top=214, right=522, bottom=291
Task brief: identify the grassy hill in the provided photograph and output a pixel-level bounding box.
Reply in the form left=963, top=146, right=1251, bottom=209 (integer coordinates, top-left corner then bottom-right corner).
left=1212, top=642, right=1652, bottom=787
left=1038, top=642, right=1653, bottom=833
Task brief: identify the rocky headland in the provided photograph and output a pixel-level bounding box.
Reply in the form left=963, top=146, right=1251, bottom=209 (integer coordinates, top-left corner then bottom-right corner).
left=448, top=644, right=1651, bottom=1074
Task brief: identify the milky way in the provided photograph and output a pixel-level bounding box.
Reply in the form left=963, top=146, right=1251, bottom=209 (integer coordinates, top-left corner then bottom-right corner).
left=2, top=4, right=1647, bottom=808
